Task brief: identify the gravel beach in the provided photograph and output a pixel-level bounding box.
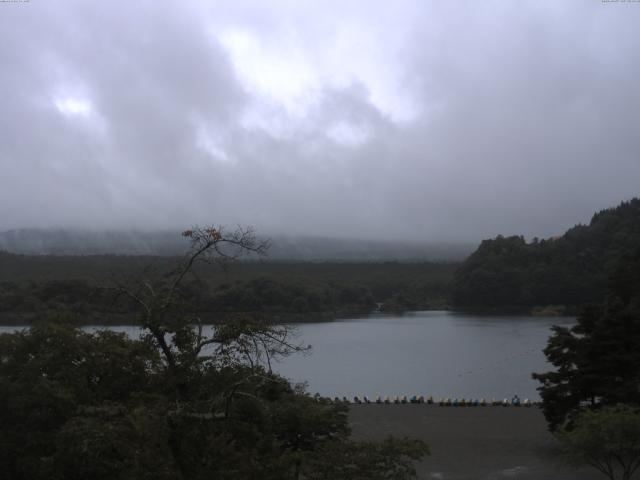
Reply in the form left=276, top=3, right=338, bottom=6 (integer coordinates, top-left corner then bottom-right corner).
left=349, top=405, right=602, bottom=480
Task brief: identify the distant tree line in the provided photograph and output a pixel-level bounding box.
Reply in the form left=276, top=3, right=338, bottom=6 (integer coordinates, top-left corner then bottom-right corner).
left=452, top=198, right=640, bottom=309
left=0, top=255, right=456, bottom=324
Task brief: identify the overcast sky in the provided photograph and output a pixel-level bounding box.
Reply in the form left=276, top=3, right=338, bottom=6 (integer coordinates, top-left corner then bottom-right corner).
left=0, top=0, right=638, bottom=241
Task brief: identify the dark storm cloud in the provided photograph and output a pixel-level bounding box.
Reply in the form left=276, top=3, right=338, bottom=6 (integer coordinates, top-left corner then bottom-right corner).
left=0, top=0, right=638, bottom=241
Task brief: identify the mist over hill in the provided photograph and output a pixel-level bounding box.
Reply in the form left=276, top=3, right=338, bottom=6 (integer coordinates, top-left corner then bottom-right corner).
left=0, top=229, right=474, bottom=262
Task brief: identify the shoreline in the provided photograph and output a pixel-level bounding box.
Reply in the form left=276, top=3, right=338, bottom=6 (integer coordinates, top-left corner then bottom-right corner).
left=0, top=306, right=577, bottom=327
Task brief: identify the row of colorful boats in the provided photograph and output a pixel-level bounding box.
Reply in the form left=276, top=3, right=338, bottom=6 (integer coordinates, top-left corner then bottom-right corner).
left=317, top=395, right=535, bottom=407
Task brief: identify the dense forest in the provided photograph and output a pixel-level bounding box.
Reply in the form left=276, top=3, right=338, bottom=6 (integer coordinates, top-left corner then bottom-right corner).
left=0, top=254, right=456, bottom=325
left=452, top=198, right=640, bottom=310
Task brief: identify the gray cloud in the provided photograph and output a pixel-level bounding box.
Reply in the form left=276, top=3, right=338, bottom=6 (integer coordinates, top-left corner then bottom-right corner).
left=0, top=0, right=638, bottom=242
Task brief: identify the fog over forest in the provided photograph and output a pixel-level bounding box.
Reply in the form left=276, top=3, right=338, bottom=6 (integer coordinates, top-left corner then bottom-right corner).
left=1, top=1, right=639, bottom=241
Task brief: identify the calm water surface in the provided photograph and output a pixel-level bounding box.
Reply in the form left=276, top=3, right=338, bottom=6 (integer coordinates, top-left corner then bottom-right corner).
left=0, top=311, right=573, bottom=400
left=277, top=311, right=574, bottom=400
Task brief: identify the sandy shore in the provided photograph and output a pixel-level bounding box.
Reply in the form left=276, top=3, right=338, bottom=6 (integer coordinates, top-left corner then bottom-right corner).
left=349, top=405, right=601, bottom=480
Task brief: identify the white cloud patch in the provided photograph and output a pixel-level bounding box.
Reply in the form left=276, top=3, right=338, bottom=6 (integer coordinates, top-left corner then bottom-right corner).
left=54, top=97, right=92, bottom=116
left=218, top=27, right=320, bottom=119
left=326, top=121, right=370, bottom=147
left=195, top=121, right=232, bottom=164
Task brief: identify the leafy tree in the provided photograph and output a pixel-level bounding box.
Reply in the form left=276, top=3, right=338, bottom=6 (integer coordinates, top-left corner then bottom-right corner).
left=0, top=321, right=163, bottom=480
left=557, top=405, right=640, bottom=480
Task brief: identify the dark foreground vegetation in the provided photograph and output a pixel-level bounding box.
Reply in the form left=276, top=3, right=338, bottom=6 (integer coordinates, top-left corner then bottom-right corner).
left=0, top=322, right=428, bottom=480
left=0, top=226, right=428, bottom=480
left=0, top=252, right=455, bottom=325
left=453, top=198, right=640, bottom=311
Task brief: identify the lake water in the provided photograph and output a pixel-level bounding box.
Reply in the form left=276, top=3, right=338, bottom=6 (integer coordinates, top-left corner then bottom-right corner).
left=0, top=311, right=572, bottom=400
left=277, top=311, right=573, bottom=400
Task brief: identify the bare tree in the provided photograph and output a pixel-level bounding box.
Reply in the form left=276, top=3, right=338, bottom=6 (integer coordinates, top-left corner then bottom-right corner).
left=112, top=225, right=305, bottom=383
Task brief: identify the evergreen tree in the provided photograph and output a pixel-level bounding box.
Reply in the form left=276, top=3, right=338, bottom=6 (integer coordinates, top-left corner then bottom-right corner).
left=533, top=249, right=640, bottom=431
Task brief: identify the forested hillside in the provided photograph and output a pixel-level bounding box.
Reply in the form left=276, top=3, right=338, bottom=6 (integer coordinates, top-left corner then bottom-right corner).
left=452, top=198, right=640, bottom=309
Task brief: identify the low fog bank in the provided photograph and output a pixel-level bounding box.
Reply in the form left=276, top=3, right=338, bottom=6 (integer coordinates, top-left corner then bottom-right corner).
left=0, top=229, right=474, bottom=262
